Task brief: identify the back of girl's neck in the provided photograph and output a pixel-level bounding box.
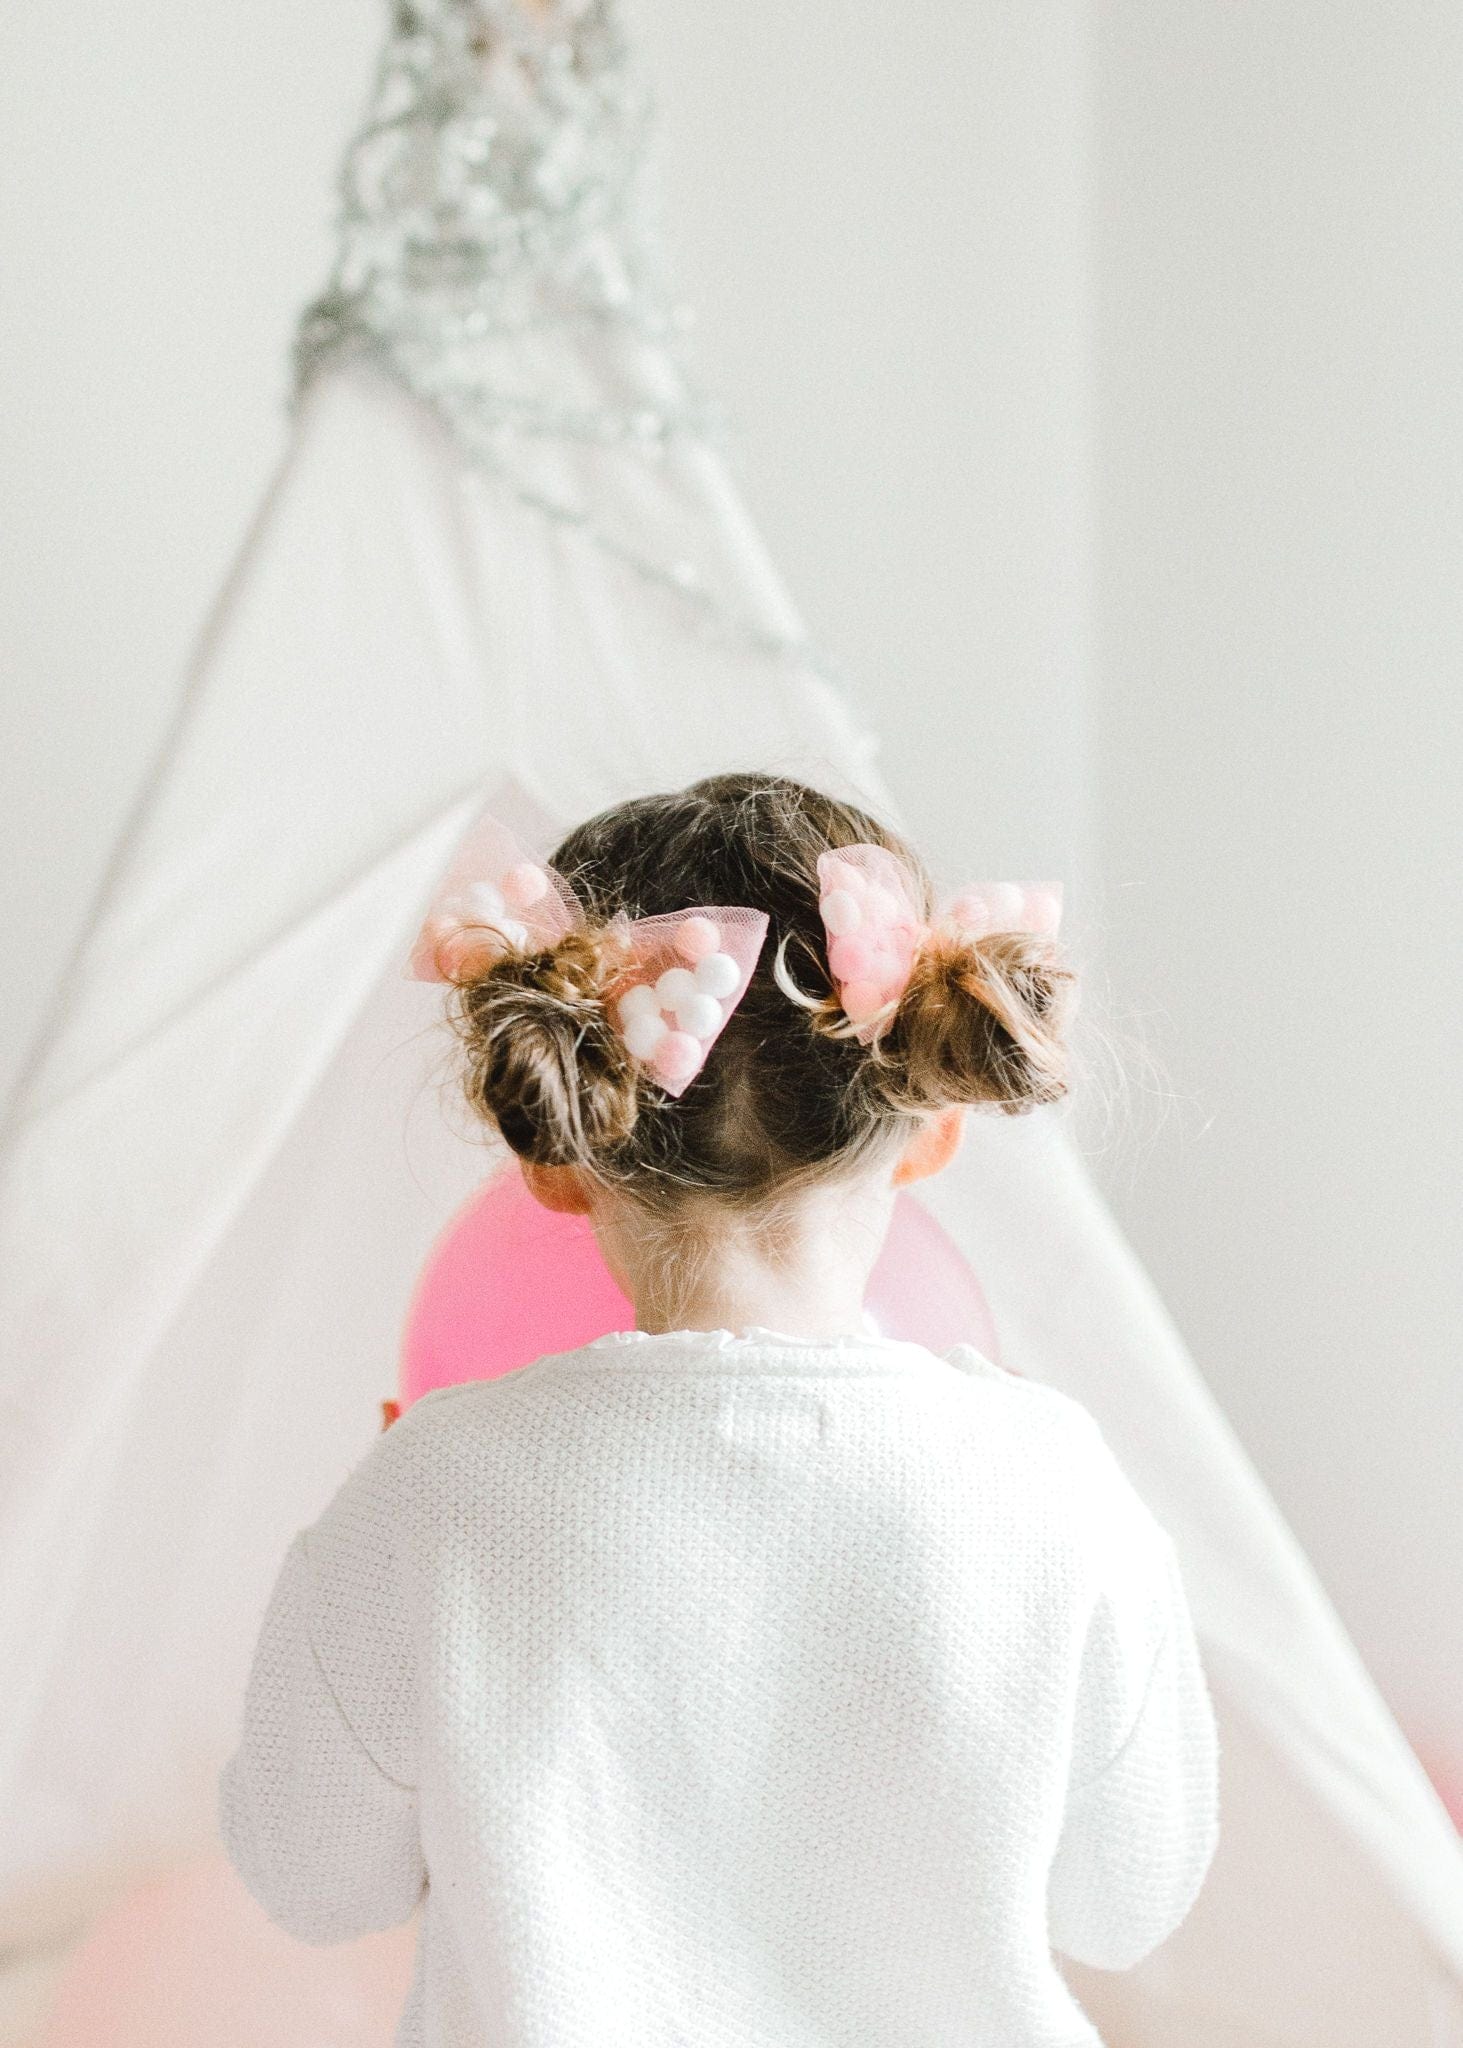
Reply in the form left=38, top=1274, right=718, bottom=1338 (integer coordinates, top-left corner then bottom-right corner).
left=606, top=1186, right=894, bottom=1344
left=632, top=1285, right=870, bottom=1343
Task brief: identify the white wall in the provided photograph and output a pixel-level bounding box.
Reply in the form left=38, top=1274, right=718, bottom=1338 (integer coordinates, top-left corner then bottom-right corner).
left=0, top=0, right=1457, bottom=1756
left=643, top=1, right=1092, bottom=893
left=0, top=0, right=380, bottom=1087
left=1093, top=0, right=1463, bottom=1748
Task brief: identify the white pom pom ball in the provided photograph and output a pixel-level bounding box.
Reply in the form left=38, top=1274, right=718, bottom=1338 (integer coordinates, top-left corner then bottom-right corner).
left=692, top=951, right=740, bottom=998
left=452, top=882, right=505, bottom=923
left=820, top=856, right=860, bottom=895
left=985, top=883, right=1026, bottom=929
left=617, top=983, right=658, bottom=1027
left=622, top=1011, right=668, bottom=1060
left=821, top=888, right=862, bottom=936
left=675, top=992, right=723, bottom=1038
left=654, top=966, right=698, bottom=1010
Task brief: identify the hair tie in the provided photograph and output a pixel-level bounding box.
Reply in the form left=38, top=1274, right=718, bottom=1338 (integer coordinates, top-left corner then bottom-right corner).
left=406, top=807, right=768, bottom=1098
left=816, top=845, right=1063, bottom=1044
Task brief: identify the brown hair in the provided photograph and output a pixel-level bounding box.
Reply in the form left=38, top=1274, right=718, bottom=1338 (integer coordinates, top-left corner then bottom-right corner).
left=446, top=772, right=1075, bottom=1209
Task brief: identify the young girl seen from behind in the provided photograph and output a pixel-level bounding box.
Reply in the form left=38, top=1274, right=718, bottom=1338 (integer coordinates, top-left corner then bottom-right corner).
left=220, top=771, right=1219, bottom=2048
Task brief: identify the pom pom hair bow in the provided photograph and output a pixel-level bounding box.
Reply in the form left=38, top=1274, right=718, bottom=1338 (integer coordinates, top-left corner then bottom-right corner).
left=406, top=808, right=769, bottom=1099
left=817, top=845, right=1063, bottom=1044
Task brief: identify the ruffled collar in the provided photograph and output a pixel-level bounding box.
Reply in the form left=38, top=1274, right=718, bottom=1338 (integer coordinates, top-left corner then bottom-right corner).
left=533, top=1323, right=960, bottom=1377
left=584, top=1323, right=897, bottom=1352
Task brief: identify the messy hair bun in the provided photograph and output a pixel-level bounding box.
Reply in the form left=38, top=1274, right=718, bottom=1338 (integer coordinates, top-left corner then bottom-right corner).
left=864, top=926, right=1075, bottom=1116
left=440, top=773, right=1078, bottom=1210
left=446, top=928, right=639, bottom=1167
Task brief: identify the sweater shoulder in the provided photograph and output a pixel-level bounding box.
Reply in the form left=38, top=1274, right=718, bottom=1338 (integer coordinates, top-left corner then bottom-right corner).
left=944, top=1350, right=1172, bottom=1563
left=942, top=1345, right=1107, bottom=1449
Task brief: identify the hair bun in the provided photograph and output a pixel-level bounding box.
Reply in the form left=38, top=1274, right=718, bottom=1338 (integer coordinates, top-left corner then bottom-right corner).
left=447, top=928, right=638, bottom=1166
left=875, top=926, right=1076, bottom=1117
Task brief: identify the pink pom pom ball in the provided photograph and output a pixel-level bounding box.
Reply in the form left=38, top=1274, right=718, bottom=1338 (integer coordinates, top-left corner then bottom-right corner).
left=501, top=861, right=550, bottom=910
left=652, top=1031, right=703, bottom=1084
left=948, top=890, right=992, bottom=934
left=676, top=915, right=721, bottom=961
left=1023, top=885, right=1062, bottom=935
left=438, top=929, right=501, bottom=981
left=841, top=980, right=887, bottom=1026
left=828, top=934, right=875, bottom=982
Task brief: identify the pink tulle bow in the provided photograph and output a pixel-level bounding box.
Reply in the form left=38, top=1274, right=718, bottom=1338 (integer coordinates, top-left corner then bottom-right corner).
left=406, top=811, right=583, bottom=983
left=599, top=905, right=770, bottom=1098
left=406, top=808, right=769, bottom=1098
left=816, top=845, right=1063, bottom=1044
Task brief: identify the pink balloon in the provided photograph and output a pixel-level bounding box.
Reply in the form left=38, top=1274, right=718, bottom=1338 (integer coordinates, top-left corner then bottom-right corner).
left=869, top=1189, right=1002, bottom=1360
left=400, top=1163, right=1000, bottom=1409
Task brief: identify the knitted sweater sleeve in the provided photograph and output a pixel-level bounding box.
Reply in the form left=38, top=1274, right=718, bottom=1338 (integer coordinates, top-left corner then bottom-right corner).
left=218, top=1443, right=425, bottom=1946
left=1047, top=1524, right=1220, bottom=1971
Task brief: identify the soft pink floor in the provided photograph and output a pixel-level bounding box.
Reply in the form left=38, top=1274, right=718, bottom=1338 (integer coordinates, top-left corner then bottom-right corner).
left=33, top=1762, right=1461, bottom=2047
left=36, top=1853, right=416, bottom=2048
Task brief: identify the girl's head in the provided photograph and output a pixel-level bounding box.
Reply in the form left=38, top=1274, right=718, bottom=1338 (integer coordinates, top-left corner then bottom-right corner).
left=444, top=772, right=1075, bottom=1231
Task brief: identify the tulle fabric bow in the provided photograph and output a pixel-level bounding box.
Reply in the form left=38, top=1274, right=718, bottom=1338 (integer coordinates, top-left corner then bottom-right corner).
left=817, top=845, right=1063, bottom=1044
left=406, top=809, right=769, bottom=1098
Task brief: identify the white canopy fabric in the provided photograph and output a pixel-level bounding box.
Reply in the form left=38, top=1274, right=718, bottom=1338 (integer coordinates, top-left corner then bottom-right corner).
left=3, top=0, right=1462, bottom=2038
left=3, top=357, right=1461, bottom=2048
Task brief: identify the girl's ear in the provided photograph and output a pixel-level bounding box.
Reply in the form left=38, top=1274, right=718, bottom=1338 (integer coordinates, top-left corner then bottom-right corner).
left=521, top=1161, right=594, bottom=1215
left=891, top=1104, right=966, bottom=1187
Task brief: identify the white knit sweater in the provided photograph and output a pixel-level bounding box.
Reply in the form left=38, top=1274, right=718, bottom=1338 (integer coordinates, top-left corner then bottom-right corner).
left=219, top=1329, right=1218, bottom=2047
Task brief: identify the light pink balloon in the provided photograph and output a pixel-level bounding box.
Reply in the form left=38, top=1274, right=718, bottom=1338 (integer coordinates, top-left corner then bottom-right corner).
left=400, top=1163, right=1000, bottom=1407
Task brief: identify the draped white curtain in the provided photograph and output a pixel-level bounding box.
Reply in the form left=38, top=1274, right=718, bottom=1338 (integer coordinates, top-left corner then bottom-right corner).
left=3, top=361, right=1461, bottom=2048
